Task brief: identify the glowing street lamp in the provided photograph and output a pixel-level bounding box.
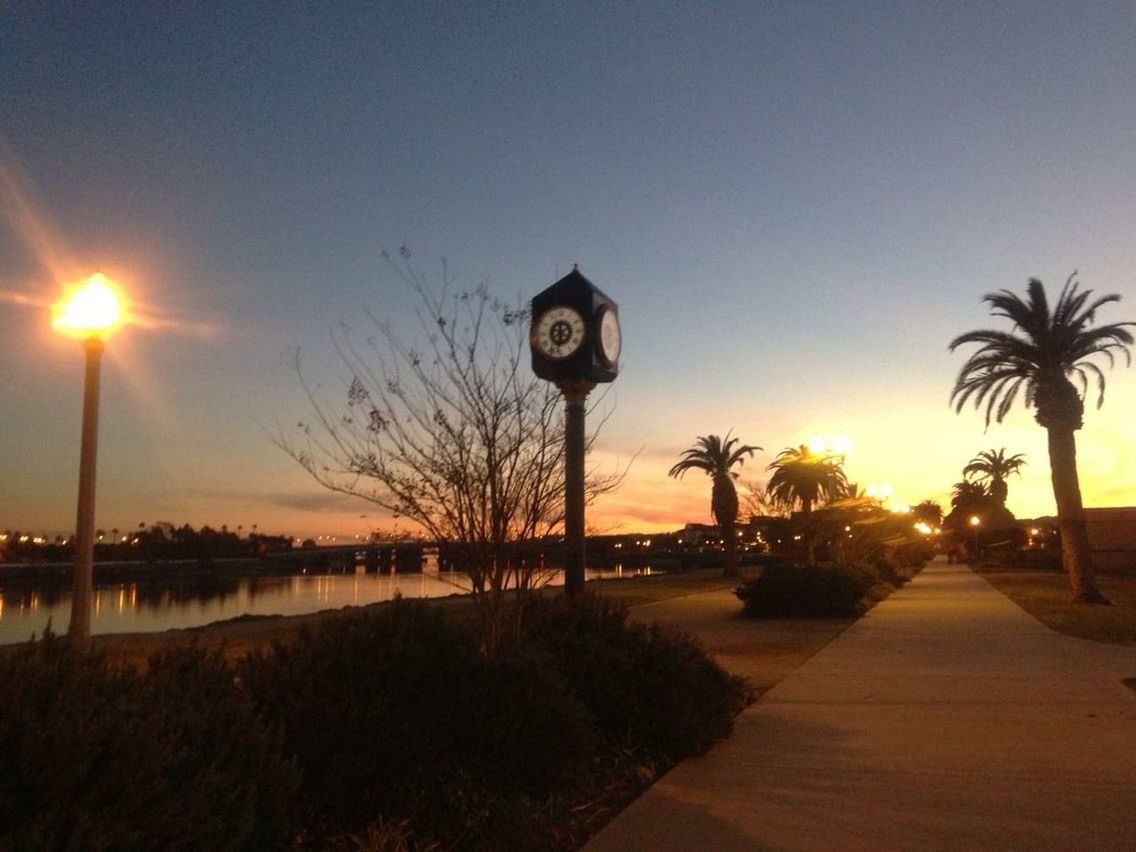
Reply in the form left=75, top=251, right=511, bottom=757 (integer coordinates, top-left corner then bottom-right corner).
left=808, top=433, right=851, bottom=459
left=969, top=514, right=981, bottom=560
left=53, top=273, right=123, bottom=647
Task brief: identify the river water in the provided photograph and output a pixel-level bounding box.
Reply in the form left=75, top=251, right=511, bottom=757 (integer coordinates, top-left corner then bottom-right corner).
left=0, top=565, right=652, bottom=646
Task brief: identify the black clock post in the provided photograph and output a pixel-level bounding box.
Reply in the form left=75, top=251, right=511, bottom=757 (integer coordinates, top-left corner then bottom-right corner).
left=530, top=267, right=621, bottom=598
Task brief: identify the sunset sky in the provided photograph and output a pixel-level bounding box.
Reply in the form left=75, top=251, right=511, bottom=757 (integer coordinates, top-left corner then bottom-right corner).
left=2, top=2, right=1134, bottom=541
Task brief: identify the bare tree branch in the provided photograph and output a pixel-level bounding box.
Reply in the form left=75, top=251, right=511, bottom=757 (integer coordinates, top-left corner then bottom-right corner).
left=273, top=253, right=625, bottom=651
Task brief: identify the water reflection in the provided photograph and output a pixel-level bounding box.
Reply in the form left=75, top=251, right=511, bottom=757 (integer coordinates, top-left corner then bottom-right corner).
left=0, top=564, right=652, bottom=646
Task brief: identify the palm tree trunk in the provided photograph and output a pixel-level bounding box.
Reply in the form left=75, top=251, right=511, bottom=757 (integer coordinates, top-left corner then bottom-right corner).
left=712, top=475, right=740, bottom=577
left=722, top=522, right=739, bottom=577
left=802, top=500, right=815, bottom=563
left=1046, top=427, right=1109, bottom=604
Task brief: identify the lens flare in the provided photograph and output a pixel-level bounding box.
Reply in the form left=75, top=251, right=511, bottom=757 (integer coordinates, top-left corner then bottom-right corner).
left=52, top=273, right=123, bottom=337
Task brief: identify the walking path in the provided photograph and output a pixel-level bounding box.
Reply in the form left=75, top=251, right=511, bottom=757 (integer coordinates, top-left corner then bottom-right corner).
left=588, top=560, right=1136, bottom=851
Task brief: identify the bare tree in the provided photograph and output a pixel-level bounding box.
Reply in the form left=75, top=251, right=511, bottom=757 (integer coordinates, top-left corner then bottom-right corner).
left=276, top=250, right=621, bottom=652
left=739, top=480, right=777, bottom=520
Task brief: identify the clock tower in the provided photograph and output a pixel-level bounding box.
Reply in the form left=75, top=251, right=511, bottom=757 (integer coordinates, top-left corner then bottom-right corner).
left=530, top=267, right=621, bottom=384
left=529, top=267, right=621, bottom=597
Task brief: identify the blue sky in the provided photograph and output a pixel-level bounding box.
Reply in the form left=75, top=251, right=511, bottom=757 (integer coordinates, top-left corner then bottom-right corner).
left=2, top=2, right=1134, bottom=538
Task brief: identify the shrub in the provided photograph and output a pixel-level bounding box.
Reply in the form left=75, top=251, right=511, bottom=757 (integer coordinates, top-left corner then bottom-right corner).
left=239, top=598, right=597, bottom=843
left=523, top=595, right=747, bottom=760
left=890, top=540, right=935, bottom=570
left=0, top=635, right=297, bottom=851
left=736, top=560, right=884, bottom=618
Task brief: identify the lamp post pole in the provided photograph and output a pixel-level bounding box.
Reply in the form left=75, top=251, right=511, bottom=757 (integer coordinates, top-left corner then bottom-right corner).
left=69, top=336, right=105, bottom=647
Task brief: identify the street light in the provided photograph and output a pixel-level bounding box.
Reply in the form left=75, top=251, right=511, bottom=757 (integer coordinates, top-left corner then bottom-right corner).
left=808, top=433, right=851, bottom=459
left=969, top=514, right=981, bottom=561
left=53, top=273, right=123, bottom=647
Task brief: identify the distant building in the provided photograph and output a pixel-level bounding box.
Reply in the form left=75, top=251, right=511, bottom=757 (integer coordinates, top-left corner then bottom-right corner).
left=1085, top=507, right=1136, bottom=571
left=680, top=523, right=720, bottom=547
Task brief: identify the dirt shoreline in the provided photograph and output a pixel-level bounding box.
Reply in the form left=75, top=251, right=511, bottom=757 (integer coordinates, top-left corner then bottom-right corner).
left=83, top=593, right=475, bottom=668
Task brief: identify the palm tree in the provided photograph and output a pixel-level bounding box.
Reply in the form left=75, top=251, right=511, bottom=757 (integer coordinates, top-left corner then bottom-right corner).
left=766, top=445, right=849, bottom=515
left=912, top=500, right=944, bottom=528
left=765, top=444, right=848, bottom=561
left=669, top=433, right=761, bottom=576
left=941, top=481, right=993, bottom=560
left=950, top=480, right=987, bottom=511
left=963, top=448, right=1026, bottom=507
left=950, top=273, right=1134, bottom=603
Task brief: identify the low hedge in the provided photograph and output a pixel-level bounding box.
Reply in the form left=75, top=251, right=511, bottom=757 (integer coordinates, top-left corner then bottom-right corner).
left=736, top=560, right=885, bottom=618
left=0, top=635, right=297, bottom=851
left=524, top=595, right=748, bottom=760
left=239, top=599, right=598, bottom=846
left=3, top=596, right=746, bottom=849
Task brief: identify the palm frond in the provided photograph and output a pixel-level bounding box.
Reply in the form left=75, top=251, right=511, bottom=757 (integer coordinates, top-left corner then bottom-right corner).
left=668, top=432, right=760, bottom=479
left=950, top=274, right=1134, bottom=427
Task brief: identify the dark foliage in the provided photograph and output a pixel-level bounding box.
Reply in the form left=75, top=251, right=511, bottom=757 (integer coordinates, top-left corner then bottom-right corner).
left=868, top=541, right=934, bottom=585
left=0, top=635, right=297, bottom=851
left=736, top=560, right=885, bottom=618
left=239, top=599, right=597, bottom=845
left=893, top=541, right=935, bottom=569
left=524, top=595, right=748, bottom=759
left=0, top=523, right=293, bottom=565
left=1, top=596, right=748, bottom=850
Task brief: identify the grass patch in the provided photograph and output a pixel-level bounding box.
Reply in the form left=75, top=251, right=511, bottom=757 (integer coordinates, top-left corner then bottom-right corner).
left=977, top=569, right=1136, bottom=644
left=589, top=568, right=746, bottom=608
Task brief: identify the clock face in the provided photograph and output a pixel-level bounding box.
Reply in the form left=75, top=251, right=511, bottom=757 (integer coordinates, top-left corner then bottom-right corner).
left=533, top=305, right=586, bottom=359
left=597, top=306, right=621, bottom=367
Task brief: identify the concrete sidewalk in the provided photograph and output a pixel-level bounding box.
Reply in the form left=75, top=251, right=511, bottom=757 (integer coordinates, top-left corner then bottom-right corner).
left=588, top=560, right=1136, bottom=851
